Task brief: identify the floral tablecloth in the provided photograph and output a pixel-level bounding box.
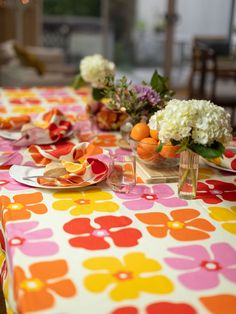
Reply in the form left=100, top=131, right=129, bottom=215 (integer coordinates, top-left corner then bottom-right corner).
left=0, top=87, right=236, bottom=314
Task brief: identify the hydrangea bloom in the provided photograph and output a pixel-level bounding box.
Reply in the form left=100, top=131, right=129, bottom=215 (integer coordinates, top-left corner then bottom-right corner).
left=80, top=54, right=115, bottom=88
left=149, top=99, right=232, bottom=146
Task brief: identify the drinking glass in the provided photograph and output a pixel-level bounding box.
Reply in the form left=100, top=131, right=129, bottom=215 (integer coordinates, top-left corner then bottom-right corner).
left=74, top=115, right=97, bottom=142
left=107, top=153, right=136, bottom=193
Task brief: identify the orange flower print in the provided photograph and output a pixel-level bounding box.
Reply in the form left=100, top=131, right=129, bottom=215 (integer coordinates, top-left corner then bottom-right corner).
left=92, top=134, right=117, bottom=147
left=136, top=208, right=215, bottom=241
left=0, top=192, right=47, bottom=225
left=200, top=294, right=236, bottom=314
left=14, top=260, right=76, bottom=313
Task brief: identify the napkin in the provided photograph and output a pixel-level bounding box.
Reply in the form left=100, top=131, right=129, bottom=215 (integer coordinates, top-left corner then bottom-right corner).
left=35, top=142, right=109, bottom=187
left=0, top=140, right=109, bottom=186
left=0, top=115, right=31, bottom=130
left=13, top=108, right=72, bottom=146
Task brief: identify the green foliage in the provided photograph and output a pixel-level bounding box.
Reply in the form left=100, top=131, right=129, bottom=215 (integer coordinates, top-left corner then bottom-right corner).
left=43, top=0, right=101, bottom=16
left=92, top=88, right=105, bottom=101
left=171, top=137, right=225, bottom=158
left=72, top=74, right=86, bottom=89
left=188, top=141, right=225, bottom=159
left=150, top=70, right=174, bottom=101
left=155, top=142, right=163, bottom=153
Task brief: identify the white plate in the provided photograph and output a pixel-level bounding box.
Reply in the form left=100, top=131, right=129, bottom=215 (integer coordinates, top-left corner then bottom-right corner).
left=0, top=130, right=22, bottom=140
left=0, top=129, right=74, bottom=143
left=203, top=159, right=236, bottom=173
left=9, top=165, right=105, bottom=189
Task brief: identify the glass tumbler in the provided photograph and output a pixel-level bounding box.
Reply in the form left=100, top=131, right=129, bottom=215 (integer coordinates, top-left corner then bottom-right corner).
left=74, top=115, right=97, bottom=142
left=107, top=153, right=136, bottom=193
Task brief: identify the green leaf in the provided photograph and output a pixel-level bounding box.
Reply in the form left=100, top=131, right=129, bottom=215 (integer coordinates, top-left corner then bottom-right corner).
left=156, top=141, right=163, bottom=153
left=72, top=74, right=86, bottom=89
left=92, top=88, right=105, bottom=101
left=170, top=139, right=180, bottom=146
left=150, top=70, right=164, bottom=92
left=188, top=141, right=225, bottom=159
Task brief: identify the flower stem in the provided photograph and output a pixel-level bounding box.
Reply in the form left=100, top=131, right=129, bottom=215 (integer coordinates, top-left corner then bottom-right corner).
left=190, top=168, right=197, bottom=197
left=178, top=168, right=189, bottom=193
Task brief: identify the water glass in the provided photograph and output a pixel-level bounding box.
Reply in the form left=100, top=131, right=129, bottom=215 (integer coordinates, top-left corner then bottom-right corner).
left=74, top=115, right=97, bottom=142
left=107, top=153, right=136, bottom=193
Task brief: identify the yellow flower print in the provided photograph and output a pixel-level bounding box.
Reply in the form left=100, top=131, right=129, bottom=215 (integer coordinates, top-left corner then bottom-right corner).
left=198, top=167, right=215, bottom=180
left=83, top=252, right=173, bottom=301
left=53, top=187, right=119, bottom=216
left=5, top=91, right=36, bottom=98
left=208, top=206, right=236, bottom=235
left=13, top=106, right=45, bottom=114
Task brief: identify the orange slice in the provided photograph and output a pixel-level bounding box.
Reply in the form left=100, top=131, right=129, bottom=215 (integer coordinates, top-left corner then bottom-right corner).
left=61, top=160, right=87, bottom=174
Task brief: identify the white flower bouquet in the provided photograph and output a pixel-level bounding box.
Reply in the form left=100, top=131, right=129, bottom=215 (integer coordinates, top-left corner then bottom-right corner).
left=73, top=54, right=115, bottom=100
left=149, top=99, right=232, bottom=199
left=150, top=99, right=232, bottom=158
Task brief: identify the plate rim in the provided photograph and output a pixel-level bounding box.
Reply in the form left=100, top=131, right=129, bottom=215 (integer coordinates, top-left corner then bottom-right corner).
left=203, top=158, right=236, bottom=173
left=0, top=129, right=73, bottom=143
left=9, top=164, right=108, bottom=189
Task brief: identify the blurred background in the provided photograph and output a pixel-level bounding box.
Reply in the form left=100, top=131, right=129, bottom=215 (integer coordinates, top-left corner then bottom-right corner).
left=0, top=0, right=236, bottom=125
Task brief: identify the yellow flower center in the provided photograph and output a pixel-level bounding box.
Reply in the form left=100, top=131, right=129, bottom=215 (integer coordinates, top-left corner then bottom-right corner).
left=75, top=199, right=90, bottom=205
left=7, top=203, right=24, bottom=210
left=113, top=271, right=133, bottom=281
left=167, top=221, right=185, bottom=229
left=20, top=278, right=45, bottom=292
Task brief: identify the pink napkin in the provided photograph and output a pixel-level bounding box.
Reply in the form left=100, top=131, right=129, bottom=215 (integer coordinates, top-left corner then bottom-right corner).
left=13, top=108, right=72, bottom=147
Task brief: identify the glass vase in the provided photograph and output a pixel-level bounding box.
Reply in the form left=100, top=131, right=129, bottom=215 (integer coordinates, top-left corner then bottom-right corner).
left=178, top=150, right=199, bottom=200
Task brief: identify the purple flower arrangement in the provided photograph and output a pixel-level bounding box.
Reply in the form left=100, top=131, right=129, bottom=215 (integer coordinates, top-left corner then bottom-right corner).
left=103, top=70, right=174, bottom=123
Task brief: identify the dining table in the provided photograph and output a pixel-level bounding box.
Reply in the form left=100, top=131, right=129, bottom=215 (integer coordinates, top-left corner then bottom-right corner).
left=0, top=86, right=235, bottom=314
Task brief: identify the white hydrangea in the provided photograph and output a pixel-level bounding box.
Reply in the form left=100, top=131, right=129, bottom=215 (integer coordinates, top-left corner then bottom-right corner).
left=80, top=54, right=115, bottom=88
left=148, top=112, right=158, bottom=130
left=153, top=99, right=232, bottom=146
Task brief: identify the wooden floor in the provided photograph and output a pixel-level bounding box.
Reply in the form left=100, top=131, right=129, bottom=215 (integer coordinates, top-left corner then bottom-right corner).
left=0, top=287, right=6, bottom=314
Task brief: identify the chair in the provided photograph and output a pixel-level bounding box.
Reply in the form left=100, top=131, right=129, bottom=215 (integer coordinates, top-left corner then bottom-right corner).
left=188, top=37, right=236, bottom=128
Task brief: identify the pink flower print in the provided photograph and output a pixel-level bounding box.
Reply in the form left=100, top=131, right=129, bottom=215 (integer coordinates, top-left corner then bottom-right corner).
left=165, top=243, right=236, bottom=290
left=39, top=89, right=69, bottom=97
left=0, top=138, right=21, bottom=152
left=55, top=105, right=84, bottom=114
left=114, top=148, right=133, bottom=156
left=116, top=184, right=187, bottom=210
left=0, top=151, right=23, bottom=166
left=0, top=172, right=28, bottom=191
left=6, top=221, right=59, bottom=257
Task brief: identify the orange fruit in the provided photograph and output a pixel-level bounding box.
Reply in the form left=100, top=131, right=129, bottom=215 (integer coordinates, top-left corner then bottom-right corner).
left=61, top=160, right=87, bottom=174
left=130, top=122, right=150, bottom=141
left=150, top=129, right=159, bottom=141
left=159, top=144, right=179, bottom=158
left=137, top=137, right=159, bottom=160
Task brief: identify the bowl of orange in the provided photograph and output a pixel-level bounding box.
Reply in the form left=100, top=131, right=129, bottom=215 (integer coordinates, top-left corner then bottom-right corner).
left=129, top=122, right=179, bottom=168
